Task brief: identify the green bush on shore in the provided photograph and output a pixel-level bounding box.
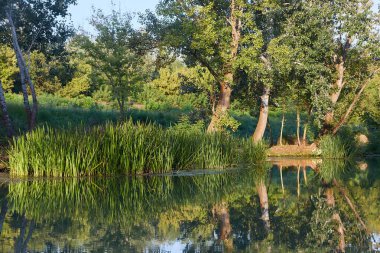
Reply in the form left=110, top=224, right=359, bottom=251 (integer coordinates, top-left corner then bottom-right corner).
left=7, top=121, right=267, bottom=177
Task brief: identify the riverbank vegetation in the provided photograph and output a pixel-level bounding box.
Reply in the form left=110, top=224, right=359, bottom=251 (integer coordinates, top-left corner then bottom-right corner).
left=0, top=0, right=379, bottom=175
left=7, top=121, right=267, bottom=177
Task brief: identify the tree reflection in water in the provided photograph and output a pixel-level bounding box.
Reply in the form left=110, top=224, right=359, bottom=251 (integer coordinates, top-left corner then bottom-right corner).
left=0, top=158, right=378, bottom=252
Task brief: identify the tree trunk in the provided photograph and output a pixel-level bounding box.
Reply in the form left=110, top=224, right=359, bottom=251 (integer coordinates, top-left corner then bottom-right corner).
left=303, top=166, right=308, bottom=185
left=0, top=80, right=14, bottom=138
left=322, top=39, right=351, bottom=135
left=252, top=87, right=270, bottom=143
left=279, top=166, right=284, bottom=195
left=14, top=215, right=35, bottom=253
left=279, top=112, right=285, bottom=146
left=0, top=200, right=8, bottom=235
left=325, top=187, right=346, bottom=252
left=332, top=72, right=377, bottom=135
left=7, top=10, right=32, bottom=129
left=207, top=78, right=232, bottom=133
left=213, top=202, right=233, bottom=251
left=6, top=10, right=37, bottom=130
left=297, top=165, right=301, bottom=198
left=296, top=109, right=301, bottom=146
left=117, top=96, right=126, bottom=119
left=302, top=124, right=308, bottom=145
left=257, top=181, right=270, bottom=230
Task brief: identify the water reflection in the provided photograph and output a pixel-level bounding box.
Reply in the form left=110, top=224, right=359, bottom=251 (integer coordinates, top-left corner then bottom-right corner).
left=0, top=159, right=379, bottom=252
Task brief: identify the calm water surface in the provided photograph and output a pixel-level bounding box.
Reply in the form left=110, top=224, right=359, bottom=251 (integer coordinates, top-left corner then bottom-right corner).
left=0, top=159, right=379, bottom=252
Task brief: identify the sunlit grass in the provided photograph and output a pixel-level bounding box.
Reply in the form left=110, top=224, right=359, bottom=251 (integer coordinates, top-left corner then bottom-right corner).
left=7, top=121, right=267, bottom=177
left=319, top=135, right=356, bottom=159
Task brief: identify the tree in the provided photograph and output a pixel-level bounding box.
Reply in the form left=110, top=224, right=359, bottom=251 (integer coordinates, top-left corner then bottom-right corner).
left=147, top=0, right=263, bottom=132
left=284, top=0, right=379, bottom=135
left=29, top=51, right=62, bottom=94
left=0, top=0, right=76, bottom=129
left=76, top=10, right=149, bottom=115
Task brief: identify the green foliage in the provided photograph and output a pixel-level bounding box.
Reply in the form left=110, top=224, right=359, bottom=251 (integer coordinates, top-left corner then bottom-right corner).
left=0, top=0, right=77, bottom=55
left=74, top=9, right=151, bottom=114
left=7, top=121, right=267, bottom=177
left=143, top=62, right=212, bottom=111
left=58, top=48, right=93, bottom=98
left=306, top=193, right=341, bottom=249
left=0, top=44, right=18, bottom=91
left=28, top=51, right=62, bottom=93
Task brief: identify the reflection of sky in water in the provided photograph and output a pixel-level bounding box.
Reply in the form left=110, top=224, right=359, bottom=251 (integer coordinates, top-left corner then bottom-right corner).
left=146, top=240, right=188, bottom=253
left=373, top=233, right=380, bottom=251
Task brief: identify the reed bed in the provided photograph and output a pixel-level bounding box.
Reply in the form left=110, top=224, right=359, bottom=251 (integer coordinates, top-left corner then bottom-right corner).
left=8, top=121, right=267, bottom=177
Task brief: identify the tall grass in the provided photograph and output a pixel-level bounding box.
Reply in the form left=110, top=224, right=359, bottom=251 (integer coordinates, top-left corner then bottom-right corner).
left=319, top=135, right=356, bottom=159
left=8, top=121, right=267, bottom=177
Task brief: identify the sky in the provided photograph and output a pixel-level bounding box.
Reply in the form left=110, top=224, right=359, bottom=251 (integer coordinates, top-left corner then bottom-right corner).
left=69, top=0, right=380, bottom=31
left=69, top=0, right=160, bottom=30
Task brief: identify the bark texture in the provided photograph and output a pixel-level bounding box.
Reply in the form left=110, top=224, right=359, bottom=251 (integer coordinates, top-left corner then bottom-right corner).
left=6, top=9, right=38, bottom=130
left=252, top=87, right=270, bottom=143
left=207, top=79, right=232, bottom=132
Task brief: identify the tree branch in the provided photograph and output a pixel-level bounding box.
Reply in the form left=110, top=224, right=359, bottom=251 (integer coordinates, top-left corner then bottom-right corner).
left=332, top=68, right=380, bottom=135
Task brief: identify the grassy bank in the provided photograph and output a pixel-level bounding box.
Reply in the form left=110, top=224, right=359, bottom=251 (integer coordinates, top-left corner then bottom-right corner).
left=7, top=121, right=267, bottom=177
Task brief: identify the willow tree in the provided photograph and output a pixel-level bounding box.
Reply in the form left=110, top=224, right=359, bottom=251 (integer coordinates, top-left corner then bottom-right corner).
left=147, top=0, right=263, bottom=132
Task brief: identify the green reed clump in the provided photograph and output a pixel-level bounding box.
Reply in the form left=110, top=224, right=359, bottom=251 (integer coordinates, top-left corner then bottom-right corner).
left=319, top=135, right=356, bottom=159
left=241, top=140, right=268, bottom=167
left=8, top=121, right=266, bottom=177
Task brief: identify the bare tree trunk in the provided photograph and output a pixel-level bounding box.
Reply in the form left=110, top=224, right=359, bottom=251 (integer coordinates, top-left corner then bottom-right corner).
left=296, top=109, right=301, bottom=146
left=257, top=181, right=270, bottom=230
left=6, top=9, right=37, bottom=130
left=0, top=80, right=14, bottom=138
left=279, top=112, right=285, bottom=146
left=207, top=79, right=232, bottom=133
left=252, top=87, right=270, bottom=143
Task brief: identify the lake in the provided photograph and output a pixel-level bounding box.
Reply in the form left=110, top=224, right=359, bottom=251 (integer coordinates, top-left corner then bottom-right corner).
left=0, top=158, right=379, bottom=252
